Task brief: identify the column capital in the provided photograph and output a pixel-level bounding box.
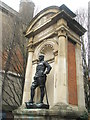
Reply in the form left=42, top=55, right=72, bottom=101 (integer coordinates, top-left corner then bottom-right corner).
left=27, top=37, right=34, bottom=52
left=76, top=43, right=81, bottom=49
left=57, top=26, right=67, bottom=38
left=28, top=46, right=34, bottom=52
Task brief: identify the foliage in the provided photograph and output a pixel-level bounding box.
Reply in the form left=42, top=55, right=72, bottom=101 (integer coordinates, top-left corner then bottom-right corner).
left=77, top=111, right=88, bottom=120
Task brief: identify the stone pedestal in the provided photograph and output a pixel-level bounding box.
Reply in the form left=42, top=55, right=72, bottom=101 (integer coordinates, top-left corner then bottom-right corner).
left=25, top=102, right=49, bottom=109
left=13, top=103, right=87, bottom=120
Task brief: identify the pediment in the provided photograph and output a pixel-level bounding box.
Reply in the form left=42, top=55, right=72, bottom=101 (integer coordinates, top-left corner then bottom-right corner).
left=26, top=6, right=60, bottom=34
left=25, top=4, right=86, bottom=38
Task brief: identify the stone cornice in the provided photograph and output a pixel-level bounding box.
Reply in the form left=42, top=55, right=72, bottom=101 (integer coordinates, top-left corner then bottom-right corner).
left=25, top=10, right=86, bottom=38
left=25, top=4, right=76, bottom=34
left=27, top=30, right=57, bottom=48
left=68, top=30, right=81, bottom=45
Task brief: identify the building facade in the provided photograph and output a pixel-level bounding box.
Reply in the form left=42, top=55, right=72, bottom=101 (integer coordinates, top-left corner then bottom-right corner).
left=88, top=1, right=90, bottom=114
left=0, top=0, right=34, bottom=119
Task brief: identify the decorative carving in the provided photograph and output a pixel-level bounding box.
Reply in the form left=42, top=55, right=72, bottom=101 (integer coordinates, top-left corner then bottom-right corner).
left=53, top=51, right=58, bottom=56
left=27, top=37, right=34, bottom=52
left=34, top=40, right=58, bottom=61
left=57, top=26, right=67, bottom=38
left=28, top=46, right=34, bottom=52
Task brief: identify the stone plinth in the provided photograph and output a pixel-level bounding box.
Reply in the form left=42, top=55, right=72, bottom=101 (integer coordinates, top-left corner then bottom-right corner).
left=25, top=102, right=49, bottom=109
left=13, top=103, right=87, bottom=120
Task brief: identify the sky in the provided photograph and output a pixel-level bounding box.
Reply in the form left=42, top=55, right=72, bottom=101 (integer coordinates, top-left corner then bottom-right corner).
left=1, top=0, right=90, bottom=14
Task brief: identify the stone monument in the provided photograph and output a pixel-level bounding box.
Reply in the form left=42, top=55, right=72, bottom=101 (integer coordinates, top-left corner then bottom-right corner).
left=13, top=4, right=87, bottom=120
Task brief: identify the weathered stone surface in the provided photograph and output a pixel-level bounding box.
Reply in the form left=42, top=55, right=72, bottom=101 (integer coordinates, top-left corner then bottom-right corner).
left=13, top=103, right=87, bottom=120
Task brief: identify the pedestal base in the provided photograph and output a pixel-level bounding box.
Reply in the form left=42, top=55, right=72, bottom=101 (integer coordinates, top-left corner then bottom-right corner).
left=13, top=103, right=87, bottom=120
left=25, top=102, right=49, bottom=109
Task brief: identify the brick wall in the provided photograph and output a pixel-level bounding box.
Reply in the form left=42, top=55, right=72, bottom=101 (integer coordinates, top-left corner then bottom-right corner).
left=0, top=1, right=34, bottom=112
left=6, top=112, right=14, bottom=119
left=68, top=40, right=78, bottom=105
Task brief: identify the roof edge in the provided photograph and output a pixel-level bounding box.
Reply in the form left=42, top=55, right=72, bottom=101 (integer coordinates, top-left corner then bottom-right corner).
left=59, top=4, right=76, bottom=18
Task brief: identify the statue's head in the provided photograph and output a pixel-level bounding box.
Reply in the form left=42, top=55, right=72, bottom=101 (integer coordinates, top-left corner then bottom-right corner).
left=39, top=54, right=44, bottom=61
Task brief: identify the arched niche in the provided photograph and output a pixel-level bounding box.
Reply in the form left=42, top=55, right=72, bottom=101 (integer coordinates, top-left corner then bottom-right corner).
left=33, top=39, right=58, bottom=62
left=32, top=39, right=58, bottom=107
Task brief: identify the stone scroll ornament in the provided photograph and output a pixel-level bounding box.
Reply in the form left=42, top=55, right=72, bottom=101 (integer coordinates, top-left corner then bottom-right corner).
left=25, top=54, right=52, bottom=109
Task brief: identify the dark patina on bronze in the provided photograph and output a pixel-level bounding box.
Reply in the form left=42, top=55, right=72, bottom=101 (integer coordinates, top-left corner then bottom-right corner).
left=25, top=54, right=52, bottom=109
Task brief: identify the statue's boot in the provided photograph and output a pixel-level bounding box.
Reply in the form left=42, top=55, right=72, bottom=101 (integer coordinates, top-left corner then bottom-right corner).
left=29, top=99, right=34, bottom=103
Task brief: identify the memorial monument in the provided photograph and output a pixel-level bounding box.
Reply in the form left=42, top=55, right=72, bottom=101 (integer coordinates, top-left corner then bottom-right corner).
left=13, top=4, right=87, bottom=119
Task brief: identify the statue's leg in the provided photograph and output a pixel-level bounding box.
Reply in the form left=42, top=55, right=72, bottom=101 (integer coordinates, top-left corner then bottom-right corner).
left=40, top=86, right=45, bottom=103
left=30, top=82, right=37, bottom=103
left=30, top=86, right=35, bottom=103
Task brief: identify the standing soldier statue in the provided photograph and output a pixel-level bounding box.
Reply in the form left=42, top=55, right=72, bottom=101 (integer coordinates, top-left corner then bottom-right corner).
left=26, top=54, right=52, bottom=109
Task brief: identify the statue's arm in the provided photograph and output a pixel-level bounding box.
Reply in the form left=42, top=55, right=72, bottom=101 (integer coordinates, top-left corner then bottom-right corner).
left=44, top=62, right=52, bottom=74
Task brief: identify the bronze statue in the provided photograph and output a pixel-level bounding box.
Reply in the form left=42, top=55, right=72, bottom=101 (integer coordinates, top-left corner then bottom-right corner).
left=30, top=54, right=52, bottom=103
left=26, top=54, right=52, bottom=109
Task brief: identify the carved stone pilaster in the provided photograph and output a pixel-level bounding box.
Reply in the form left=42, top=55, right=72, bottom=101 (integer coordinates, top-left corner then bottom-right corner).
left=27, top=37, right=34, bottom=52
left=55, top=25, right=68, bottom=104
left=22, top=37, right=34, bottom=104
left=28, top=46, right=34, bottom=52
left=57, top=27, right=67, bottom=38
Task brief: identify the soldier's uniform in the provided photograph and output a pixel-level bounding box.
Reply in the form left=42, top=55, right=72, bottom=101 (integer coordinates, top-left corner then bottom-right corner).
left=30, top=55, right=52, bottom=103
